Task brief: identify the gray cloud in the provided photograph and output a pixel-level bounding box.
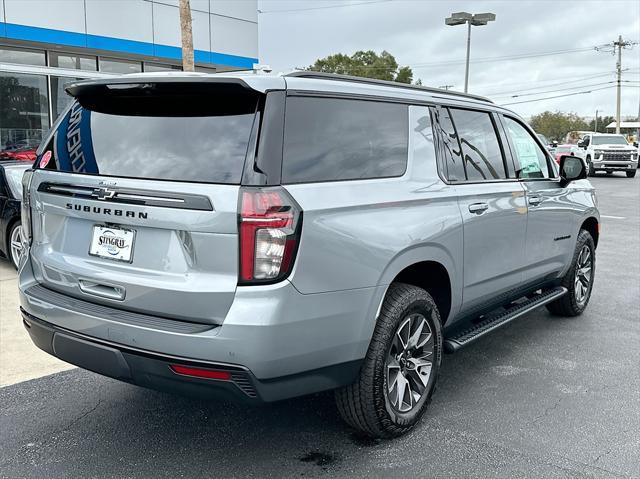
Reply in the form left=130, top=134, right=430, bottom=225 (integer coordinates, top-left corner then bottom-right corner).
left=258, top=0, right=640, bottom=118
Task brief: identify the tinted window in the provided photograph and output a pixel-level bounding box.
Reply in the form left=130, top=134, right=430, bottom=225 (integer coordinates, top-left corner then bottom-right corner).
left=503, top=117, right=550, bottom=179
left=38, top=98, right=257, bottom=184
left=450, top=109, right=506, bottom=180
left=430, top=106, right=464, bottom=181
left=283, top=97, right=408, bottom=183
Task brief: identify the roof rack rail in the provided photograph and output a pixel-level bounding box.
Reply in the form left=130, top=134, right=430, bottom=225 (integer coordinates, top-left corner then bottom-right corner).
left=284, top=71, right=493, bottom=104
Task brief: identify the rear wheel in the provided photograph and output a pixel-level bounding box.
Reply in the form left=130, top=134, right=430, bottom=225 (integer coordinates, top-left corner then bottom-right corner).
left=8, top=221, right=22, bottom=270
left=627, top=170, right=636, bottom=178
left=546, top=229, right=595, bottom=317
left=335, top=283, right=442, bottom=438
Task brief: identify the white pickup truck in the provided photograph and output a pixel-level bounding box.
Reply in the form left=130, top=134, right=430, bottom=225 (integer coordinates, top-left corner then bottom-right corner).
left=577, top=133, right=638, bottom=178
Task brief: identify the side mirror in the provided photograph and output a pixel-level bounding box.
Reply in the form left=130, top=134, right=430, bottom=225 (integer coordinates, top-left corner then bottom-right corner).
left=552, top=141, right=558, bottom=147
left=634, top=142, right=639, bottom=148
left=577, top=140, right=585, bottom=148
left=559, top=155, right=586, bottom=186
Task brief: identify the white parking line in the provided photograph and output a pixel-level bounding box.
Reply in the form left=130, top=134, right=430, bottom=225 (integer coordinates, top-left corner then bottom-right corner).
left=601, top=215, right=626, bottom=219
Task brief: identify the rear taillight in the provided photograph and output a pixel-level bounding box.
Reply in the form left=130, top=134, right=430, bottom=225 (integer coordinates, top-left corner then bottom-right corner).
left=20, top=169, right=34, bottom=246
left=239, top=187, right=302, bottom=284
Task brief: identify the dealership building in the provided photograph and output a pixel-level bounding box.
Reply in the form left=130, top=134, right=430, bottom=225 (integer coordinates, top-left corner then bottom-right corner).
left=0, top=0, right=259, bottom=155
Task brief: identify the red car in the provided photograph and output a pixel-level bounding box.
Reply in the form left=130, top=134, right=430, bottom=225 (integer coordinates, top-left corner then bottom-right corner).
left=0, top=139, right=39, bottom=162
left=553, top=144, right=580, bottom=164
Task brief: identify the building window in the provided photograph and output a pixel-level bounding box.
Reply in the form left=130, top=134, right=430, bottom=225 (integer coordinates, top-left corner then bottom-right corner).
left=0, top=46, right=46, bottom=66
left=49, top=52, right=97, bottom=71
left=0, top=72, right=50, bottom=157
left=98, top=57, right=142, bottom=74
left=143, top=62, right=182, bottom=72
left=50, top=76, right=82, bottom=120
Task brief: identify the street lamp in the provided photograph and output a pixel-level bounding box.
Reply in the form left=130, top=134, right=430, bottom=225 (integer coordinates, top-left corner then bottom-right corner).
left=445, top=12, right=496, bottom=93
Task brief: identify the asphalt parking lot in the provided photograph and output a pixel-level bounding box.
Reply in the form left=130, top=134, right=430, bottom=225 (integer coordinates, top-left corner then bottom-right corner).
left=1, top=174, right=638, bottom=479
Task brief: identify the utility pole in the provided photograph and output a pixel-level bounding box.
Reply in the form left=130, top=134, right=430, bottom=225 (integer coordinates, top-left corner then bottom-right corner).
left=439, top=85, right=454, bottom=91
left=179, top=0, right=195, bottom=72
left=613, top=35, right=632, bottom=134
left=594, top=109, right=598, bottom=132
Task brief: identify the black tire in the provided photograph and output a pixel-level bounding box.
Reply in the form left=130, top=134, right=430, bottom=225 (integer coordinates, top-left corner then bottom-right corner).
left=627, top=170, right=636, bottom=178
left=335, top=283, right=442, bottom=438
left=8, top=221, right=22, bottom=270
left=586, top=156, right=596, bottom=177
left=546, top=229, right=595, bottom=317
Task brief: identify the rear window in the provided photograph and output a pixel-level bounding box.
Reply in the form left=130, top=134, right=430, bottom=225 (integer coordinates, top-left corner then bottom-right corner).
left=282, top=97, right=408, bottom=183
left=37, top=86, right=258, bottom=184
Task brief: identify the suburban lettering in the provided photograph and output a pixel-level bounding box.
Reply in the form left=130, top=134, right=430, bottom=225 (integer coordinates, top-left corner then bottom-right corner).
left=63, top=203, right=148, bottom=219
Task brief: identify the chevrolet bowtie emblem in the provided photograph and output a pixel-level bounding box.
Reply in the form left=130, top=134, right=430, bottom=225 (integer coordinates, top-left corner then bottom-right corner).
left=91, top=187, right=116, bottom=200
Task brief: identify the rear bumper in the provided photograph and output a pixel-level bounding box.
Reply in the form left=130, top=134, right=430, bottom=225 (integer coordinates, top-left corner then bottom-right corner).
left=22, top=311, right=361, bottom=403
left=19, top=258, right=382, bottom=401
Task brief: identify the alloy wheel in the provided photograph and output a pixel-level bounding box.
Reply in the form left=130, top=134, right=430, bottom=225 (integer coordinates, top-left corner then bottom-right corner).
left=10, top=225, right=23, bottom=269
left=385, top=313, right=434, bottom=413
left=574, top=245, right=592, bottom=305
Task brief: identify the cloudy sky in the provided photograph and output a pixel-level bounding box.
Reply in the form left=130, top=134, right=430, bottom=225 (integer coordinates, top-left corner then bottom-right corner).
left=257, top=0, right=640, bottom=119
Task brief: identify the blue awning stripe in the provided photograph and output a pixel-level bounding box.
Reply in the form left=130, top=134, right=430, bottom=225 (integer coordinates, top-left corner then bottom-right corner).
left=1, top=22, right=258, bottom=69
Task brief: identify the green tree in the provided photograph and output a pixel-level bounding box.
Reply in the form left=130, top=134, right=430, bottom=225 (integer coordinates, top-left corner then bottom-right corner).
left=308, top=50, right=414, bottom=84
left=529, top=111, right=589, bottom=142
left=588, top=115, right=615, bottom=133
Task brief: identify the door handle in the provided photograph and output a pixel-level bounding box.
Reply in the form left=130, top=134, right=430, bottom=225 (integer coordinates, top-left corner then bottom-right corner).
left=528, top=195, right=542, bottom=206
left=78, top=279, right=126, bottom=301
left=468, top=202, right=489, bottom=214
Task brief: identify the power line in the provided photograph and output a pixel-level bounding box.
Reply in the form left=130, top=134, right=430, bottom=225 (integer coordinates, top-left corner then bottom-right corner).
left=314, top=46, right=599, bottom=71
left=477, top=71, right=618, bottom=96
left=258, top=0, right=392, bottom=14
left=409, top=47, right=597, bottom=68
left=499, top=84, right=637, bottom=106
left=493, top=81, right=616, bottom=99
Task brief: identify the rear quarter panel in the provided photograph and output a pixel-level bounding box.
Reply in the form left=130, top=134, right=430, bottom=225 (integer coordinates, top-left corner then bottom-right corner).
left=284, top=105, right=463, bottom=323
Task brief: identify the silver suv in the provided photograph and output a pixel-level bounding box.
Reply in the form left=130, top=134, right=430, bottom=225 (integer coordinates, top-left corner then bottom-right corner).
left=18, top=72, right=599, bottom=438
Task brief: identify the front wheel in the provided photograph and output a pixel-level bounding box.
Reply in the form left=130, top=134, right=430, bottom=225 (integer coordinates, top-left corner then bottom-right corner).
left=627, top=170, right=636, bottom=178
left=586, top=156, right=596, bottom=177
left=546, top=229, right=595, bottom=317
left=335, top=283, right=442, bottom=438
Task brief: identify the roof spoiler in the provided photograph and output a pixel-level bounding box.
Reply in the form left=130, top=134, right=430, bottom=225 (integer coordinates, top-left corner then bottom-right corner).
left=65, top=76, right=256, bottom=98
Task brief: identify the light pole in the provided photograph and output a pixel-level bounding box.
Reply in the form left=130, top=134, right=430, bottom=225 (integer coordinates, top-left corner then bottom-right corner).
left=445, top=12, right=496, bottom=93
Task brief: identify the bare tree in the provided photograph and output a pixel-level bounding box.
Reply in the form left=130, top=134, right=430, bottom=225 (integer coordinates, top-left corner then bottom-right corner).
left=179, top=0, right=194, bottom=71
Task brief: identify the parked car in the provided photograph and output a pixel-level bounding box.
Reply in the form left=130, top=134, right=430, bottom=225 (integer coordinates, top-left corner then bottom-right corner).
left=0, top=161, right=31, bottom=269
left=577, top=133, right=638, bottom=177
left=19, top=72, right=599, bottom=438
left=554, top=144, right=582, bottom=164
left=0, top=139, right=39, bottom=162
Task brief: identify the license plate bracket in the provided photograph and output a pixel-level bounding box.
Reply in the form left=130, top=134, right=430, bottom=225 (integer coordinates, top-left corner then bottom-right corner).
left=89, top=225, right=136, bottom=263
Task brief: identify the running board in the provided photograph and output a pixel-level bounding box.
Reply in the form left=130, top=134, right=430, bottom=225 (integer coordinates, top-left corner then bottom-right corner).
left=444, top=286, right=568, bottom=353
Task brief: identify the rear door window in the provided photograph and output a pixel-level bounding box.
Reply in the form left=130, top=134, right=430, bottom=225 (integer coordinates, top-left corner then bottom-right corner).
left=38, top=88, right=258, bottom=184
left=282, top=97, right=408, bottom=183
left=449, top=108, right=507, bottom=181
